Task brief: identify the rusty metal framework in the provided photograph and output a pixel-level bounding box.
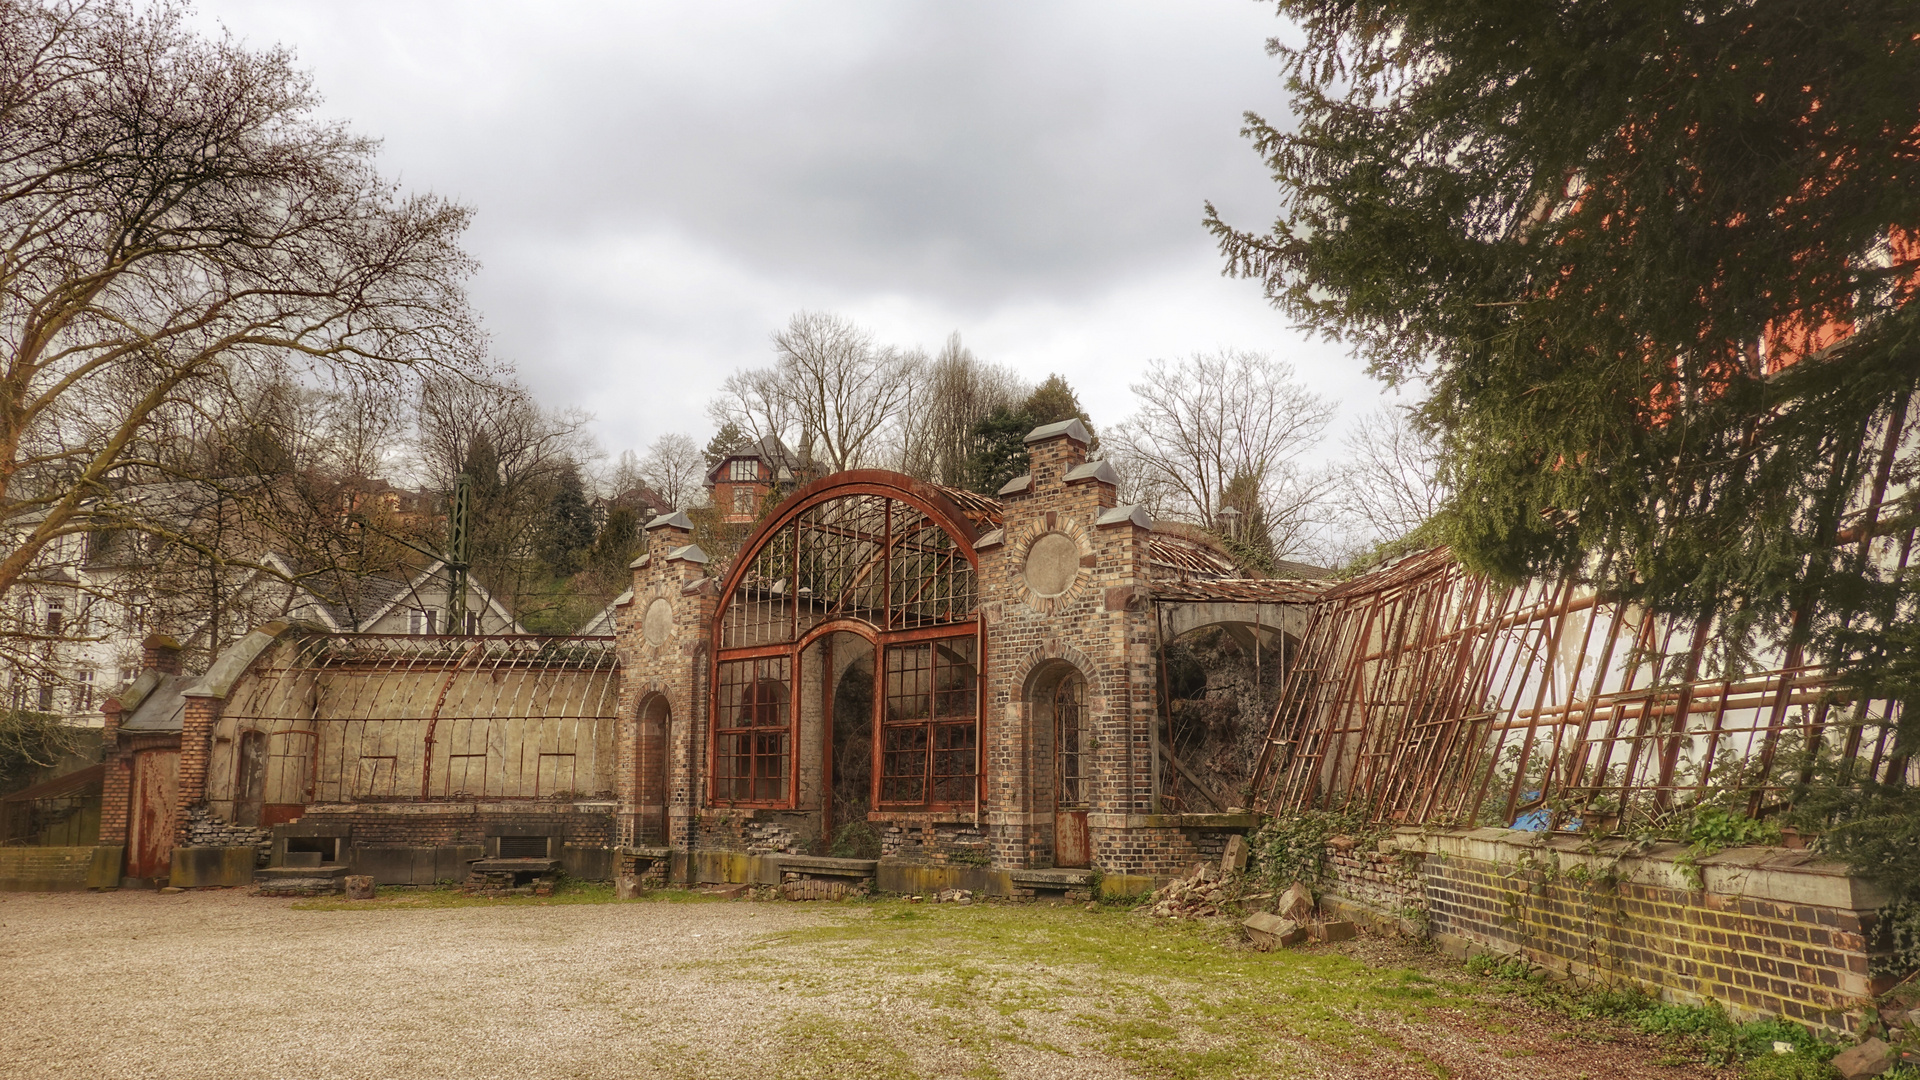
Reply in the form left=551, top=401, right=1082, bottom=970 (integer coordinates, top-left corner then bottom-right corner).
left=711, top=479, right=984, bottom=812
left=1252, top=548, right=1911, bottom=829
left=721, top=491, right=978, bottom=650
left=213, top=634, right=620, bottom=808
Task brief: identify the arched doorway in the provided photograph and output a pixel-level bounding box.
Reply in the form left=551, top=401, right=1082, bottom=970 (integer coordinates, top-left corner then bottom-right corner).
left=637, top=696, right=671, bottom=844
left=1027, top=659, right=1092, bottom=869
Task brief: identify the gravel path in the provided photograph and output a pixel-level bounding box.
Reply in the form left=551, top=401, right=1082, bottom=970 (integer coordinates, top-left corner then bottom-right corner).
left=0, top=890, right=1719, bottom=1080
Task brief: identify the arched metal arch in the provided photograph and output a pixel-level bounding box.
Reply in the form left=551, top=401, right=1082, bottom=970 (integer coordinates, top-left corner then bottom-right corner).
left=711, top=470, right=986, bottom=648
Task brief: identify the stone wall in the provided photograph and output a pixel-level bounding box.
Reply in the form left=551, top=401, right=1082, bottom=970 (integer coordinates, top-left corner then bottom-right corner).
left=1317, top=827, right=1897, bottom=1035
left=177, top=805, right=270, bottom=866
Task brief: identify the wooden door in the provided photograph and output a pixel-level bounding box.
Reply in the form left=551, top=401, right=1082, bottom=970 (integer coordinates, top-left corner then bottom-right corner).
left=127, top=749, right=179, bottom=881
left=1054, top=677, right=1090, bottom=868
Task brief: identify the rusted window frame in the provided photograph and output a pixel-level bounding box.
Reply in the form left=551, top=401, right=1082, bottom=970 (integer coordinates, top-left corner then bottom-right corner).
left=708, top=473, right=987, bottom=813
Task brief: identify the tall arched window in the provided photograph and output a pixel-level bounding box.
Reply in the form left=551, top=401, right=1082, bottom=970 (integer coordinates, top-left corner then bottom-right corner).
left=710, top=476, right=986, bottom=811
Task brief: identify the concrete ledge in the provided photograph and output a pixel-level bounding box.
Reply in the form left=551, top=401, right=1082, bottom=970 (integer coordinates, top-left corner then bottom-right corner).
left=1085, top=813, right=1260, bottom=830
left=776, top=855, right=878, bottom=878
left=1010, top=868, right=1094, bottom=888
left=169, top=846, right=256, bottom=888
left=1393, top=826, right=1887, bottom=909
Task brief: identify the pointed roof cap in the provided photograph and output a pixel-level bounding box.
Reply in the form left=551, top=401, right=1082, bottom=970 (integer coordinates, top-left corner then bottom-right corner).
left=1023, top=418, right=1091, bottom=445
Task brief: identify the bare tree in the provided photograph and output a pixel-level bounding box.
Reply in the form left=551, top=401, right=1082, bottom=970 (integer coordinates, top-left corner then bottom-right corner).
left=1335, top=405, right=1449, bottom=546
left=1104, top=350, right=1336, bottom=557
left=634, top=433, right=703, bottom=511
left=411, top=374, right=593, bottom=620
left=710, top=311, right=923, bottom=474
left=0, top=0, right=481, bottom=622
left=897, top=333, right=1027, bottom=486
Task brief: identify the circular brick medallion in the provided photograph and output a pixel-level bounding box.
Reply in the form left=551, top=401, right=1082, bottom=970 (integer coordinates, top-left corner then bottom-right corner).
left=642, top=597, right=674, bottom=646
left=1022, top=532, right=1080, bottom=597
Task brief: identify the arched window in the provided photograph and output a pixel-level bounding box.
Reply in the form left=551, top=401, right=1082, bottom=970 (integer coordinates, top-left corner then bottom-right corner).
left=710, top=477, right=986, bottom=810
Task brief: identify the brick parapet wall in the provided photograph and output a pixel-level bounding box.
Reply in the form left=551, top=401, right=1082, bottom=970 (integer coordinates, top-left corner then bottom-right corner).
left=1318, top=827, right=1896, bottom=1034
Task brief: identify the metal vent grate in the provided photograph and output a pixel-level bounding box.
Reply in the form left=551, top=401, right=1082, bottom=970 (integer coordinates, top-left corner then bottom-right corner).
left=497, top=835, right=548, bottom=858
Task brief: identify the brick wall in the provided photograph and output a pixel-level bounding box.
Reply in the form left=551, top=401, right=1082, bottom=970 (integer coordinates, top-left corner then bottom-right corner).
left=174, top=692, right=219, bottom=845
left=881, top=818, right=991, bottom=865
left=98, top=701, right=130, bottom=847
left=1317, top=827, right=1897, bottom=1035
left=0, top=846, right=97, bottom=892
left=614, top=516, right=715, bottom=853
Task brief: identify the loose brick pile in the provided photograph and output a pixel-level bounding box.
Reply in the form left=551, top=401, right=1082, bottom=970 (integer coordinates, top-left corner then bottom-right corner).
left=1145, top=863, right=1245, bottom=919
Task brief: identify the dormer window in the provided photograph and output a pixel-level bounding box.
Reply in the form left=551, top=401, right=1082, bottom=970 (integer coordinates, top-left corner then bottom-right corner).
left=729, top=458, right=759, bottom=482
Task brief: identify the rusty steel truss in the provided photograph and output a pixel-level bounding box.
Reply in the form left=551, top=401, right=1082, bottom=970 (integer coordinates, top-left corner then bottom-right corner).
left=1250, top=547, right=1911, bottom=830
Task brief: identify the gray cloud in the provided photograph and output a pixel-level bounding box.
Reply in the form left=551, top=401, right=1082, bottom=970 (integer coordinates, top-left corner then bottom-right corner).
left=186, top=1, right=1394, bottom=462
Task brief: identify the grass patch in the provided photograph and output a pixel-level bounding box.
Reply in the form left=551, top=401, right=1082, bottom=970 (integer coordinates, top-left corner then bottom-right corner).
left=716, top=900, right=1477, bottom=1079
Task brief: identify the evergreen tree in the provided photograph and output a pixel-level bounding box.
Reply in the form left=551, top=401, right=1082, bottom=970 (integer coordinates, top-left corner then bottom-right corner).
left=703, top=421, right=751, bottom=470
left=964, top=375, right=1096, bottom=494
left=540, top=464, right=595, bottom=578
left=1210, top=1, right=1920, bottom=892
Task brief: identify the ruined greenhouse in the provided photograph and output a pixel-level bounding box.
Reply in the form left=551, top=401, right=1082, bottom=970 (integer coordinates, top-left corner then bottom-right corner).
left=7, top=415, right=1909, bottom=1034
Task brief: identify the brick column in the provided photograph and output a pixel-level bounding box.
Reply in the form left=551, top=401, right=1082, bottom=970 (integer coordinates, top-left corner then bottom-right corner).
left=97, top=697, right=130, bottom=848
left=175, top=690, right=220, bottom=844
left=142, top=633, right=182, bottom=676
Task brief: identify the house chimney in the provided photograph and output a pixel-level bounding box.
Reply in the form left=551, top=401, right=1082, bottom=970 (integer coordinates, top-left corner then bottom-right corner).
left=141, top=633, right=182, bottom=676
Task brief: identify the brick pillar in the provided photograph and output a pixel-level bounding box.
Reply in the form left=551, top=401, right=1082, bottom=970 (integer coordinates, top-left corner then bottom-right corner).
left=98, top=698, right=130, bottom=848
left=142, top=633, right=182, bottom=675
left=176, top=691, right=219, bottom=843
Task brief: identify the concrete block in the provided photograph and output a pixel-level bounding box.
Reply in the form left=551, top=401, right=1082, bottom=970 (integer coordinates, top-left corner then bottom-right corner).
left=1832, top=1038, right=1893, bottom=1080
left=616, top=874, right=644, bottom=899
left=561, top=844, right=613, bottom=881
left=87, top=846, right=124, bottom=889
left=351, top=845, right=422, bottom=885
left=343, top=875, right=375, bottom=900
left=1220, top=835, right=1248, bottom=874
left=1309, top=920, right=1358, bottom=943
left=168, top=846, right=255, bottom=888
left=1244, top=913, right=1304, bottom=951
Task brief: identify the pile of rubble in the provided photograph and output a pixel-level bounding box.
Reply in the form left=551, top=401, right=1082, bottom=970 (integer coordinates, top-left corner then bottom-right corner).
left=1240, top=882, right=1359, bottom=951
left=1144, top=863, right=1249, bottom=919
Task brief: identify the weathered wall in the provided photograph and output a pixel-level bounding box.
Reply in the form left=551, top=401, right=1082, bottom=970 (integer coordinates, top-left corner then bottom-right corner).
left=0, top=845, right=119, bottom=892
left=1318, top=827, right=1895, bottom=1035
left=615, top=516, right=715, bottom=852
left=978, top=425, right=1161, bottom=871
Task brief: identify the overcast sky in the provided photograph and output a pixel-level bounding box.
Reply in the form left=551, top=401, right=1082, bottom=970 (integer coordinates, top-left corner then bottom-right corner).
left=185, top=1, right=1398, bottom=467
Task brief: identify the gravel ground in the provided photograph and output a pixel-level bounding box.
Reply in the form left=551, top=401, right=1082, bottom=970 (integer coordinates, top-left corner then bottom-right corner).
left=0, top=889, right=1719, bottom=1080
